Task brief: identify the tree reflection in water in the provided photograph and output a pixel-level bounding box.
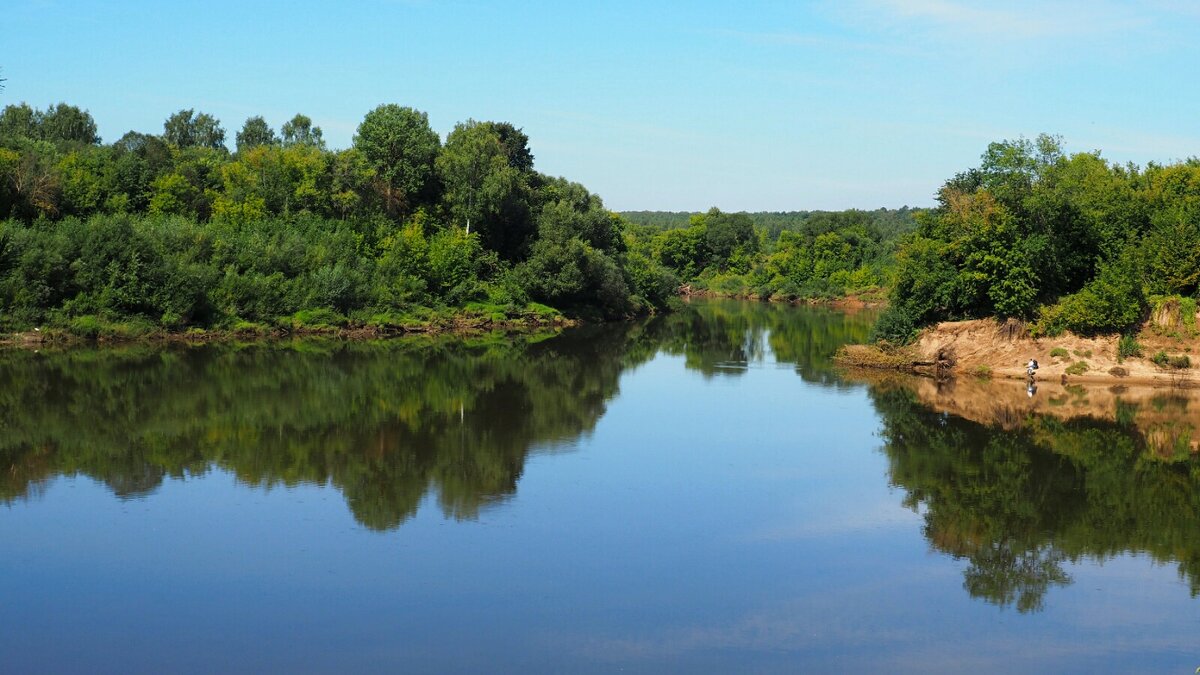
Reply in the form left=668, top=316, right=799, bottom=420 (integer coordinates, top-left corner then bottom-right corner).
left=871, top=383, right=1200, bottom=611
left=6, top=300, right=1200, bottom=615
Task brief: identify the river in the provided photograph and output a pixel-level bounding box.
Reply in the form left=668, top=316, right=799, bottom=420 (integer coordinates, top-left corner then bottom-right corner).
left=2, top=299, right=1198, bottom=673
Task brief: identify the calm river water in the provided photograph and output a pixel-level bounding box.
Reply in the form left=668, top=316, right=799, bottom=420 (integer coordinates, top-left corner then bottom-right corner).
left=2, top=299, right=1199, bottom=673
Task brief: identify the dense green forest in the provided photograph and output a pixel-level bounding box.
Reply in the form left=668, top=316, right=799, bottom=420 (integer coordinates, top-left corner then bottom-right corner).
left=874, top=134, right=1200, bottom=343
left=622, top=207, right=916, bottom=301
left=0, top=102, right=679, bottom=335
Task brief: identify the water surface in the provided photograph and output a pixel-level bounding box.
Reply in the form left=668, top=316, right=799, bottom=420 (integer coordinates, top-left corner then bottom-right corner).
left=3, top=300, right=1199, bottom=673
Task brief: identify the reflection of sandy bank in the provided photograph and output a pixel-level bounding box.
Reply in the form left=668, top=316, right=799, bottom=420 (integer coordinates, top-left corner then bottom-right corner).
left=850, top=370, right=1200, bottom=457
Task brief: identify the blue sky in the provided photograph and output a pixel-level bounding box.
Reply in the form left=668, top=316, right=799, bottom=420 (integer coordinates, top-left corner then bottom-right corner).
left=5, top=0, right=1199, bottom=211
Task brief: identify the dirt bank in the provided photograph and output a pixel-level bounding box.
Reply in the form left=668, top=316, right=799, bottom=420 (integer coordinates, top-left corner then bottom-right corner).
left=839, top=317, right=1200, bottom=387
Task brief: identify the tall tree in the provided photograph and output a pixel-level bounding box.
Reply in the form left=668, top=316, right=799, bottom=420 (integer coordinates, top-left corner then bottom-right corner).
left=39, top=103, right=100, bottom=144
left=0, top=103, right=37, bottom=141
left=437, top=120, right=537, bottom=259
left=0, top=103, right=98, bottom=144
left=281, top=114, right=324, bottom=149
left=163, top=109, right=226, bottom=150
left=235, top=116, right=277, bottom=152
left=353, top=104, right=440, bottom=217
left=485, top=121, right=534, bottom=172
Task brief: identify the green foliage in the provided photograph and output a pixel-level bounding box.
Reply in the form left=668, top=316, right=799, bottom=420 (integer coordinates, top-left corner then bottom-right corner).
left=290, top=308, right=348, bottom=329
left=280, top=114, right=325, bottom=150
left=1148, top=294, right=1198, bottom=336
left=1036, top=254, right=1144, bottom=336
left=0, top=102, right=100, bottom=145
left=1065, top=361, right=1089, bottom=375
left=162, top=109, right=226, bottom=150
left=869, top=304, right=919, bottom=344
left=235, top=116, right=277, bottom=152
left=0, top=101, right=662, bottom=329
left=877, top=134, right=1200, bottom=340
left=1151, top=351, right=1190, bottom=369
left=1049, top=347, right=1069, bottom=358
left=1118, top=335, right=1143, bottom=361
left=623, top=206, right=905, bottom=303
left=353, top=104, right=440, bottom=217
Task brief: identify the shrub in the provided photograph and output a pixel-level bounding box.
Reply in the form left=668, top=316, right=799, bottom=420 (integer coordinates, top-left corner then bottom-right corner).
left=972, top=365, right=992, bottom=378
left=870, top=304, right=919, bottom=345
left=1049, top=347, right=1069, bottom=358
left=1036, top=255, right=1144, bottom=335
left=1065, top=361, right=1089, bottom=376
left=1117, top=334, right=1143, bottom=361
left=1149, top=352, right=1189, bottom=369
left=291, top=308, right=348, bottom=329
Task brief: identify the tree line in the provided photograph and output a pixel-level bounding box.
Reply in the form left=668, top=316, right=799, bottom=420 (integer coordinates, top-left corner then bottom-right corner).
left=0, top=101, right=679, bottom=334
left=623, top=207, right=916, bottom=301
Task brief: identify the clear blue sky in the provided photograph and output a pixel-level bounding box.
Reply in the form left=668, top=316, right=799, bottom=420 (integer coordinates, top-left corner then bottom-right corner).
left=5, top=0, right=1199, bottom=211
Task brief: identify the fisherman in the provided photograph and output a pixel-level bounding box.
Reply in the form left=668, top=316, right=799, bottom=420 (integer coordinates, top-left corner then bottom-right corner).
left=1026, top=357, right=1039, bottom=381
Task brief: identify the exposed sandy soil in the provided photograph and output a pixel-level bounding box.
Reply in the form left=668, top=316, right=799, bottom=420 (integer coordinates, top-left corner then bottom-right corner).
left=908, top=317, right=1199, bottom=387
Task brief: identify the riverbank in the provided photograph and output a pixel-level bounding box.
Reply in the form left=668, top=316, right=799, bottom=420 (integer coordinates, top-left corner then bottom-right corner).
left=838, top=317, right=1200, bottom=387
left=0, top=305, right=576, bottom=349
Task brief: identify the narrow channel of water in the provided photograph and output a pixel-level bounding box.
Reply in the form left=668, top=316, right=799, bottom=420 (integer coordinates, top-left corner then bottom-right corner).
left=2, top=299, right=1198, bottom=673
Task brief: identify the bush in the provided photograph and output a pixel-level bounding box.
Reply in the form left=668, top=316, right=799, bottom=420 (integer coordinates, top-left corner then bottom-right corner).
left=1065, top=361, right=1089, bottom=375
left=871, top=304, right=919, bottom=345
left=1118, top=334, right=1143, bottom=361
left=1036, top=255, right=1144, bottom=336
left=1049, top=347, right=1069, bottom=359
left=1150, top=352, right=1190, bottom=369
left=290, top=308, right=348, bottom=329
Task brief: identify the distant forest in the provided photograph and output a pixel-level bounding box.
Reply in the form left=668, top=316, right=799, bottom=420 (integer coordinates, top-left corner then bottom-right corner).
left=621, top=208, right=918, bottom=301
left=621, top=208, right=917, bottom=242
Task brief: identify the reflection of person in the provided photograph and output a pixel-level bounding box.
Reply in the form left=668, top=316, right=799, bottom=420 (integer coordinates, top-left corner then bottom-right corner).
left=1027, top=382, right=1037, bottom=398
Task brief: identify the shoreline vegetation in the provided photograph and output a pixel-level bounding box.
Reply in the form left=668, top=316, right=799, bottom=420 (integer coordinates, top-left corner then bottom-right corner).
left=0, top=103, right=682, bottom=341
left=6, top=99, right=1200, bottom=393
left=0, top=99, right=916, bottom=347
left=836, top=133, right=1200, bottom=390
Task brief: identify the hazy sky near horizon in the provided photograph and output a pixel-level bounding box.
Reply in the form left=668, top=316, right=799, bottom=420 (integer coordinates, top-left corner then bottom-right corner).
left=6, top=0, right=1199, bottom=211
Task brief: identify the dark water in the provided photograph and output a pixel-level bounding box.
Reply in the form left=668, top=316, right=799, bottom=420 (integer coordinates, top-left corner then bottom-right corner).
left=2, top=300, right=1199, bottom=673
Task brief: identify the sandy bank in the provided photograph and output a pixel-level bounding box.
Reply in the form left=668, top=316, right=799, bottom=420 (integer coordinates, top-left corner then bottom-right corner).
left=839, top=317, right=1200, bottom=388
